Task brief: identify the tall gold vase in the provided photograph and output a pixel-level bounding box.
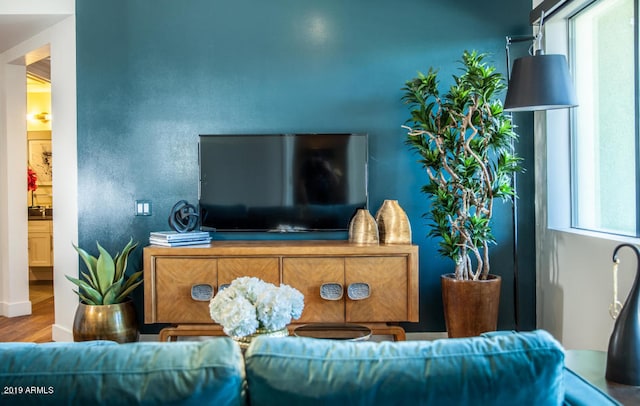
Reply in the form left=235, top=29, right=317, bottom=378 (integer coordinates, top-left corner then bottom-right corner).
left=375, top=200, right=411, bottom=244
left=73, top=299, right=139, bottom=343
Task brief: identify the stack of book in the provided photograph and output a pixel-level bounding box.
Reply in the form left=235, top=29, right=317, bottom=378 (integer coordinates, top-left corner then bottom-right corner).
left=149, top=231, right=212, bottom=247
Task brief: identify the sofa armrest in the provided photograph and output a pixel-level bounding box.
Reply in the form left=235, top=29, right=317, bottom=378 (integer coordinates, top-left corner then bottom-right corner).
left=563, top=367, right=621, bottom=406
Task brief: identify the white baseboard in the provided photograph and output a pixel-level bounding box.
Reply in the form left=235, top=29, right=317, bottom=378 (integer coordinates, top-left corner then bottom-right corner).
left=52, top=323, right=73, bottom=342
left=0, top=300, right=32, bottom=317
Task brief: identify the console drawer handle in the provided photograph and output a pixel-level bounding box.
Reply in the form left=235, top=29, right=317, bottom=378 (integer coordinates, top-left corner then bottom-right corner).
left=218, top=283, right=230, bottom=291
left=320, top=283, right=343, bottom=300
left=347, top=283, right=371, bottom=300
left=191, top=284, right=214, bottom=301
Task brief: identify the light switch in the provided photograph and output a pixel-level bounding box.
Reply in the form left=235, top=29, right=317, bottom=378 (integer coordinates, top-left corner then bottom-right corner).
left=135, top=200, right=152, bottom=216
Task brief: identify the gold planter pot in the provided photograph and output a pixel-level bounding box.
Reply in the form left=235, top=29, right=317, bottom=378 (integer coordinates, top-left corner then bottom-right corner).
left=73, top=299, right=139, bottom=343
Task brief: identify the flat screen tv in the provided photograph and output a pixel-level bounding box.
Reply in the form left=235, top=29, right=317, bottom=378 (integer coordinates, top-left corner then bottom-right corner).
left=198, top=133, right=368, bottom=232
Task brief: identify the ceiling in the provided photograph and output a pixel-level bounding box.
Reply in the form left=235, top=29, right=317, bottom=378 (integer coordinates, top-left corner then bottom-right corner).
left=27, top=57, right=50, bottom=93
left=27, top=57, right=50, bottom=81
left=0, top=14, right=69, bottom=54
left=1, top=14, right=65, bottom=93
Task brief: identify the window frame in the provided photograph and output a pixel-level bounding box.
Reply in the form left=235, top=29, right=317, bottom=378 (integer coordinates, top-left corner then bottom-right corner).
left=546, top=0, right=640, bottom=238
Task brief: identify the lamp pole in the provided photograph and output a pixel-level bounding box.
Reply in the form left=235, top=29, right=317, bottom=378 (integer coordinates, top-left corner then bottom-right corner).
left=505, top=34, right=535, bottom=332
left=504, top=6, right=578, bottom=330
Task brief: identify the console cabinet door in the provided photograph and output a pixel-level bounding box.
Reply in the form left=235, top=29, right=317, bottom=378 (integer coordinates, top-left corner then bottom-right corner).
left=217, top=257, right=280, bottom=287
left=282, top=257, right=344, bottom=323
left=345, top=256, right=408, bottom=322
left=154, top=257, right=217, bottom=323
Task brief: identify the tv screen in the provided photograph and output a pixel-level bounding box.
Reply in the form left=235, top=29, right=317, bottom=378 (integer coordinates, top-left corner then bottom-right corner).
left=198, top=133, right=368, bottom=232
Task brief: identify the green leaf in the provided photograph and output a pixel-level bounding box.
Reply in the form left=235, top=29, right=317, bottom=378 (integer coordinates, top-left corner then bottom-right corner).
left=65, top=275, right=103, bottom=305
left=76, top=291, right=99, bottom=306
left=114, top=279, right=143, bottom=304
left=121, top=270, right=143, bottom=291
left=80, top=271, right=99, bottom=291
left=95, top=242, right=116, bottom=295
left=102, top=277, right=124, bottom=305
left=73, top=244, right=97, bottom=278
left=115, top=238, right=138, bottom=282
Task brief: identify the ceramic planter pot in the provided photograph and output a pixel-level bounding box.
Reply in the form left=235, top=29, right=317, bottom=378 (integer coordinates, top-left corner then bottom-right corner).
left=73, top=299, right=139, bottom=343
left=441, top=274, right=501, bottom=338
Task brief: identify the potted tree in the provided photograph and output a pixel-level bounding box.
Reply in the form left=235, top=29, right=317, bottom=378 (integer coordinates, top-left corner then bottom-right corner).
left=66, top=238, right=142, bottom=342
left=402, top=50, right=521, bottom=337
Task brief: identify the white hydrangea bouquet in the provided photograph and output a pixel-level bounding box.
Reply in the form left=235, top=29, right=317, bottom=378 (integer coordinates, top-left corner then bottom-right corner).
left=209, top=277, right=304, bottom=338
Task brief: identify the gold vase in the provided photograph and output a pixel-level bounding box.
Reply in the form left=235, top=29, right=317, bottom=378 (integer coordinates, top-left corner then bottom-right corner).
left=232, top=327, right=289, bottom=350
left=348, top=209, right=379, bottom=244
left=375, top=200, right=411, bottom=244
left=72, top=300, right=139, bottom=343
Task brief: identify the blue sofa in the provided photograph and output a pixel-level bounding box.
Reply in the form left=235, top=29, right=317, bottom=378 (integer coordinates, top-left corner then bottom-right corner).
left=0, top=330, right=619, bottom=405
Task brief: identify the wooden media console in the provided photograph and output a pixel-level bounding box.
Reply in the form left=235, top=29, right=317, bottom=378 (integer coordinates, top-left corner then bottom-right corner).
left=143, top=240, right=419, bottom=341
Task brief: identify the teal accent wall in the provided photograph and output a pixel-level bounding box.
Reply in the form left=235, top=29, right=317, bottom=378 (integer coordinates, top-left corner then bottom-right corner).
left=76, top=0, right=534, bottom=333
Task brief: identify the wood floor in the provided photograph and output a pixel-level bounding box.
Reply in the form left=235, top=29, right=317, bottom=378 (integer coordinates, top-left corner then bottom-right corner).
left=0, top=282, right=54, bottom=342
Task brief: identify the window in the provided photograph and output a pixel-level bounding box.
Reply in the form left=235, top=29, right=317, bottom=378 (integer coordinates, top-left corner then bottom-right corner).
left=570, top=0, right=637, bottom=236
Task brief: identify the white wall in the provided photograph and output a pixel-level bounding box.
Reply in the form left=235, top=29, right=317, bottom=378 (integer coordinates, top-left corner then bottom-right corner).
left=537, top=106, right=637, bottom=351
left=0, top=4, right=76, bottom=341
left=0, top=0, right=74, bottom=14
left=49, top=16, right=78, bottom=342
left=0, top=61, right=30, bottom=317
left=535, top=4, right=638, bottom=350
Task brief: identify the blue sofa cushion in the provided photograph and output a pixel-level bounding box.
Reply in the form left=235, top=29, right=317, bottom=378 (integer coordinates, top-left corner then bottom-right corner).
left=244, top=329, right=565, bottom=406
left=0, top=339, right=245, bottom=406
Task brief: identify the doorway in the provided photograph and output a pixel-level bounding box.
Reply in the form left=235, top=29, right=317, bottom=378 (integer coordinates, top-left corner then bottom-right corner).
left=26, top=56, right=54, bottom=327
left=0, top=15, right=78, bottom=341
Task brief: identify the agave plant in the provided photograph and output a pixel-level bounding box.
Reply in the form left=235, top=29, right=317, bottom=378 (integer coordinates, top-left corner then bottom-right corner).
left=66, top=238, right=143, bottom=305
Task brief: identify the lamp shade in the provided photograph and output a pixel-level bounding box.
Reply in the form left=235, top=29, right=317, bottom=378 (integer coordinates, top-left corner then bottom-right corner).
left=504, top=53, right=578, bottom=111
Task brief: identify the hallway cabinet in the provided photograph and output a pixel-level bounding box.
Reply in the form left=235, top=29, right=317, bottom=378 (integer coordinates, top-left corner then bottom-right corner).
left=28, top=220, right=53, bottom=267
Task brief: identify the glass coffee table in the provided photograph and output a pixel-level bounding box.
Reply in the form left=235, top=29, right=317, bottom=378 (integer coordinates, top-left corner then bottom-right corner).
left=293, top=323, right=372, bottom=341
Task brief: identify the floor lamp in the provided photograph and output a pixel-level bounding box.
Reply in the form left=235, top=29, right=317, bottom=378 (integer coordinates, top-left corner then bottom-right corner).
left=504, top=10, right=578, bottom=330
